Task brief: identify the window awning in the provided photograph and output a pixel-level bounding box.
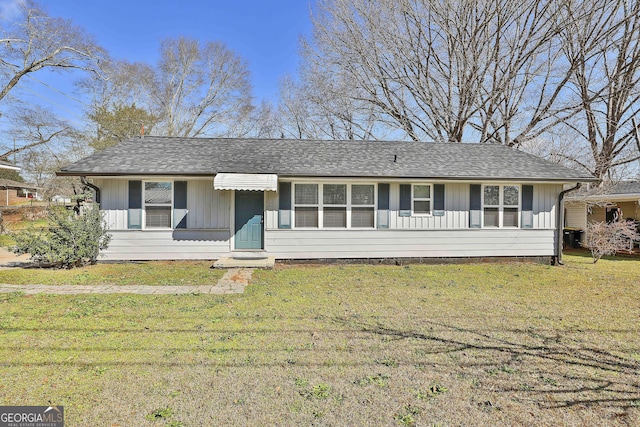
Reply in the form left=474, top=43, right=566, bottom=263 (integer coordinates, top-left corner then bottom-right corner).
left=213, top=173, right=278, bottom=191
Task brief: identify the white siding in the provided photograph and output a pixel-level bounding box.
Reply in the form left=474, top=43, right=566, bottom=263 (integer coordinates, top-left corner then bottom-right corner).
left=101, top=230, right=231, bottom=261
left=96, top=178, right=230, bottom=230
left=265, top=182, right=560, bottom=231
left=186, top=181, right=230, bottom=229
left=263, top=182, right=561, bottom=260
left=565, top=202, right=587, bottom=229
left=265, top=191, right=279, bottom=229
left=390, top=182, right=469, bottom=229
left=533, top=184, right=560, bottom=229
left=96, top=179, right=128, bottom=230
left=265, top=229, right=557, bottom=259
left=95, top=178, right=562, bottom=261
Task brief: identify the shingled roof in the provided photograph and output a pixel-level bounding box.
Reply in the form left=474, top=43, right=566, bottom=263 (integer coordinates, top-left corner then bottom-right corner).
left=0, top=159, right=19, bottom=171
left=59, top=136, right=594, bottom=182
left=608, top=181, right=640, bottom=195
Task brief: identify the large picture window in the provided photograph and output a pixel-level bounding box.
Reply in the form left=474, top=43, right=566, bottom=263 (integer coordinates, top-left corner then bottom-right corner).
left=145, top=181, right=172, bottom=228
left=483, top=185, right=519, bottom=228
left=292, top=183, right=376, bottom=228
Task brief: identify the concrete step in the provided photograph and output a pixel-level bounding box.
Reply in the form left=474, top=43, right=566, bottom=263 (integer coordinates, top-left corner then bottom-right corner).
left=213, top=256, right=275, bottom=269
left=230, top=251, right=269, bottom=260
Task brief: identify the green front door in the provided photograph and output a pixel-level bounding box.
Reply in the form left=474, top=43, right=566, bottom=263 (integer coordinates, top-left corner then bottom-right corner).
left=234, top=191, right=264, bottom=249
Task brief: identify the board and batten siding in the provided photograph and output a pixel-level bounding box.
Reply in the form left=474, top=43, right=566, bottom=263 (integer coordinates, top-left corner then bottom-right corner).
left=95, top=178, right=231, bottom=230
left=263, top=182, right=561, bottom=259
left=265, top=182, right=561, bottom=231
left=95, top=178, right=562, bottom=260
left=95, top=178, right=232, bottom=261
left=95, top=178, right=129, bottom=230
left=390, top=182, right=469, bottom=229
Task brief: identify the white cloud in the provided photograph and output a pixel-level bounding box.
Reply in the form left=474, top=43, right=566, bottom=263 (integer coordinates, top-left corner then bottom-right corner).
left=0, top=0, right=24, bottom=22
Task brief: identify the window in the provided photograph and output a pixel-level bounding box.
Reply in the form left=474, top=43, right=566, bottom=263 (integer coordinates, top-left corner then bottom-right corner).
left=292, top=183, right=376, bottom=228
left=144, top=181, right=172, bottom=228
left=294, top=184, right=318, bottom=228
left=351, top=184, right=375, bottom=227
left=503, top=185, right=520, bottom=227
left=483, top=185, right=520, bottom=228
left=323, top=184, right=347, bottom=227
left=413, top=184, right=432, bottom=215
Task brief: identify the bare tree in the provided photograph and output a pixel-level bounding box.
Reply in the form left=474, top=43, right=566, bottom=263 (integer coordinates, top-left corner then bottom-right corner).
left=277, top=75, right=310, bottom=139
left=79, top=40, right=256, bottom=143
left=584, top=220, right=639, bottom=263
left=1, top=105, right=70, bottom=159
left=302, top=0, right=581, bottom=144
left=277, top=72, right=383, bottom=140
left=302, top=0, right=640, bottom=180
left=249, top=101, right=282, bottom=139
left=150, top=37, right=253, bottom=137
left=560, top=0, right=640, bottom=181
left=78, top=60, right=161, bottom=150
left=0, top=0, right=104, bottom=105
left=78, top=60, right=155, bottom=114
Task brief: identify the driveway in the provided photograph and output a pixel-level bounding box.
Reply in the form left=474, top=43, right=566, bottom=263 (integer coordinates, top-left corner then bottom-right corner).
left=0, top=247, right=32, bottom=268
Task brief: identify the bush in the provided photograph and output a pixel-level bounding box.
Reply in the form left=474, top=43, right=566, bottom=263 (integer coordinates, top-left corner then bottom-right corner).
left=12, top=204, right=111, bottom=268
left=584, top=220, right=640, bottom=263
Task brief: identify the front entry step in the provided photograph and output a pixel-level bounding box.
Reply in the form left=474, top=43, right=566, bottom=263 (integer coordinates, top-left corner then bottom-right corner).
left=213, top=256, right=275, bottom=269
left=231, top=251, right=269, bottom=260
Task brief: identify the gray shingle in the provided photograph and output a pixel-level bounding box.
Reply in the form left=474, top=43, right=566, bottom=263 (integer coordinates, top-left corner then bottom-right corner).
left=609, top=181, right=640, bottom=195
left=59, top=137, right=595, bottom=182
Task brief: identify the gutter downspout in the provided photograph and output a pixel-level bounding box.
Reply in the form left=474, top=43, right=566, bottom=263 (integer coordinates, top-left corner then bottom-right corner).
left=81, top=177, right=101, bottom=204
left=556, top=182, right=582, bottom=265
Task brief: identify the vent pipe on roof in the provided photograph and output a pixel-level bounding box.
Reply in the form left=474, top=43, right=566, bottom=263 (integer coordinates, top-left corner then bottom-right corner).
left=394, top=154, right=397, bottom=163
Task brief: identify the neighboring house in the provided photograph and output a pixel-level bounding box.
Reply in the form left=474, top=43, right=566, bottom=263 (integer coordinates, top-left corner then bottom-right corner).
left=51, top=195, right=72, bottom=204
left=565, top=181, right=640, bottom=246
left=58, top=137, right=595, bottom=263
left=0, top=159, right=20, bottom=171
left=0, top=179, right=41, bottom=206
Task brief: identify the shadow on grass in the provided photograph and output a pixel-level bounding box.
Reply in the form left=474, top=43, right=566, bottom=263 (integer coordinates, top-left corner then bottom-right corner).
left=335, top=317, right=640, bottom=410
left=1, top=312, right=638, bottom=414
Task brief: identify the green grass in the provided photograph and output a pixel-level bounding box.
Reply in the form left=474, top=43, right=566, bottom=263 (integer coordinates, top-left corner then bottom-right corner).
left=0, top=261, right=225, bottom=286
left=1, top=208, right=50, bottom=247
left=0, top=254, right=639, bottom=426
left=0, top=233, right=15, bottom=247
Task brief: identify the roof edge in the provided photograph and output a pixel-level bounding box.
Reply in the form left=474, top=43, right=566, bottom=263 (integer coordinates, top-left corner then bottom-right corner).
left=57, top=171, right=595, bottom=183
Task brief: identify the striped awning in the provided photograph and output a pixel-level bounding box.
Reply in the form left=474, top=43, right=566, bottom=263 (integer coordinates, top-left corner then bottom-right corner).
left=213, top=173, right=278, bottom=191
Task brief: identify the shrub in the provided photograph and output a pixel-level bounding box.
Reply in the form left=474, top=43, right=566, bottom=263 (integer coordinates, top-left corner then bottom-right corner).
left=12, top=204, right=111, bottom=268
left=584, top=220, right=640, bottom=263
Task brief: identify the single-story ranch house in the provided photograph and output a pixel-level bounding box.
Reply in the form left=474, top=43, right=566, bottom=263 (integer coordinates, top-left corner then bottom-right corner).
left=58, top=137, right=595, bottom=263
left=0, top=179, right=41, bottom=206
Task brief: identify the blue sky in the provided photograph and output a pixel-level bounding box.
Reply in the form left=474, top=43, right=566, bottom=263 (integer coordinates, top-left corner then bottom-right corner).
left=20, top=1, right=315, bottom=118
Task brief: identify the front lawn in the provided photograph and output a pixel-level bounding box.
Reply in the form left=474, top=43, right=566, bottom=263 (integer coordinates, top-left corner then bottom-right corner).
left=0, top=261, right=225, bottom=286
left=0, top=255, right=638, bottom=426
